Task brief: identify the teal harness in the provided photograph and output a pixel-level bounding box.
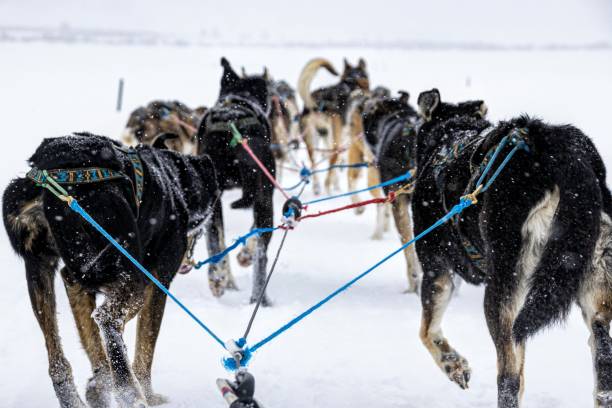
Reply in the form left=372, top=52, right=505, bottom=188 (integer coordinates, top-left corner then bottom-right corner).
left=435, top=127, right=530, bottom=271
left=26, top=147, right=145, bottom=210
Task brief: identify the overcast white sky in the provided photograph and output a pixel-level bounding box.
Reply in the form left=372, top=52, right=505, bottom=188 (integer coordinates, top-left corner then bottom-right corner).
left=1, top=0, right=611, bottom=45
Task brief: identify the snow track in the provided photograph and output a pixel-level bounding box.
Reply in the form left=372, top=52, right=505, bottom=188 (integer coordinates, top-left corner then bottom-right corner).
left=1, top=43, right=611, bottom=407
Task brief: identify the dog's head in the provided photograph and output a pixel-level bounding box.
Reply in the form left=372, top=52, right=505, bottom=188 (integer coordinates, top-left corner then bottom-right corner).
left=417, top=88, right=487, bottom=124
left=416, top=89, right=489, bottom=164
left=123, top=102, right=200, bottom=154
left=151, top=132, right=197, bottom=155
left=341, top=58, right=370, bottom=91
left=122, top=106, right=148, bottom=145
left=362, top=91, right=415, bottom=149
left=219, top=57, right=269, bottom=112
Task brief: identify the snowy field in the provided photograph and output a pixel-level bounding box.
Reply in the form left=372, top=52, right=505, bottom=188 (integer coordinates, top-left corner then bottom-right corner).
left=1, top=42, right=612, bottom=407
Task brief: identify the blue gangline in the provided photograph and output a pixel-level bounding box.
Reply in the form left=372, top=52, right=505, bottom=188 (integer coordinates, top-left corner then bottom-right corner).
left=193, top=227, right=279, bottom=268
left=304, top=170, right=413, bottom=206
left=248, top=196, right=474, bottom=354
left=482, top=142, right=528, bottom=192
left=55, top=130, right=528, bottom=370
left=475, top=136, right=509, bottom=188
left=69, top=199, right=226, bottom=349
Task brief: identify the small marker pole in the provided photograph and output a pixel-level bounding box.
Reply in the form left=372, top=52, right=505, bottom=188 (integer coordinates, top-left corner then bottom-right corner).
left=116, top=78, right=124, bottom=112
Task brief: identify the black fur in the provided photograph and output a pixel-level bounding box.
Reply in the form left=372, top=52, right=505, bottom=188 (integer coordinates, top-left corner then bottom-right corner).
left=413, top=89, right=612, bottom=404
left=359, top=91, right=421, bottom=292
left=197, top=57, right=276, bottom=304
left=3, top=133, right=218, bottom=406
left=362, top=91, right=419, bottom=191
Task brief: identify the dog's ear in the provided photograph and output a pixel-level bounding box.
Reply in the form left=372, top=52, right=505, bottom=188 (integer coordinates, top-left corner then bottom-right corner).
left=152, top=132, right=179, bottom=150
left=358, top=58, right=366, bottom=70
left=478, top=101, right=488, bottom=118
left=417, top=88, right=440, bottom=121
left=344, top=58, right=351, bottom=70
left=241, top=66, right=247, bottom=78
left=262, top=66, right=270, bottom=81
left=221, top=57, right=240, bottom=87
left=398, top=91, right=410, bottom=105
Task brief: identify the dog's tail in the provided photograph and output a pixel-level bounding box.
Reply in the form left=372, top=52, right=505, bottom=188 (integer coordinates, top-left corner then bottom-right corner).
left=298, top=58, right=338, bottom=110
left=3, top=177, right=56, bottom=259
left=512, top=117, right=604, bottom=342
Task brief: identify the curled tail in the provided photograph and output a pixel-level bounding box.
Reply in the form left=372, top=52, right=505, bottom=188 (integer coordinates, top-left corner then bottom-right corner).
left=512, top=126, right=603, bottom=342
left=297, top=58, right=338, bottom=110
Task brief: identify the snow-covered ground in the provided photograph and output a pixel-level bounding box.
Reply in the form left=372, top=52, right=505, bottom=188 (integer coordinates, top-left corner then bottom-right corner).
left=1, top=42, right=611, bottom=407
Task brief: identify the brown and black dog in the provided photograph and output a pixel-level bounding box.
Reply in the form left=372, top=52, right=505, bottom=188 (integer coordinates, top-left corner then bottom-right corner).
left=298, top=58, right=370, bottom=194
left=3, top=133, right=218, bottom=407
left=123, top=100, right=206, bottom=155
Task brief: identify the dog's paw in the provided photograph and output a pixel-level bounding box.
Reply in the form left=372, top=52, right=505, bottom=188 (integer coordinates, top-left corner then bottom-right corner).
left=597, top=391, right=612, bottom=407
left=145, top=392, right=168, bottom=406
left=250, top=295, right=273, bottom=307
left=236, top=249, right=253, bottom=267
left=404, top=275, right=421, bottom=295
left=230, top=197, right=254, bottom=209
left=371, top=231, right=383, bottom=240
left=85, top=371, right=112, bottom=408
left=441, top=350, right=471, bottom=390
left=354, top=205, right=366, bottom=215
left=313, top=183, right=321, bottom=196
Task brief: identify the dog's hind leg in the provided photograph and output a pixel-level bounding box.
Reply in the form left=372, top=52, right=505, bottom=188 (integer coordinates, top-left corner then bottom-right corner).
left=133, top=280, right=171, bottom=406
left=324, top=115, right=343, bottom=194
left=302, top=116, right=321, bottom=195
left=391, top=194, right=420, bottom=293
left=485, top=285, right=526, bottom=408
left=93, top=273, right=146, bottom=408
left=62, top=268, right=113, bottom=408
left=485, top=274, right=526, bottom=408
left=383, top=202, right=392, bottom=232
left=231, top=167, right=257, bottom=210
left=579, top=214, right=612, bottom=407
left=249, top=185, right=274, bottom=306
left=206, top=200, right=235, bottom=296
left=347, top=140, right=365, bottom=215
left=485, top=186, right=558, bottom=407
left=419, top=260, right=470, bottom=389
left=26, top=258, right=87, bottom=408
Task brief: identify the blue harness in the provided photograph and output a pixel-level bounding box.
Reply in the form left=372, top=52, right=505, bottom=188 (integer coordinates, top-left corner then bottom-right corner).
left=435, top=127, right=530, bottom=271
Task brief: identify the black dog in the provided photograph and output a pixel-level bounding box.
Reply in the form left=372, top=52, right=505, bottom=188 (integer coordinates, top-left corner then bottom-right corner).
left=360, top=91, right=421, bottom=292
left=413, top=88, right=612, bottom=407
left=3, top=133, right=218, bottom=407
left=198, top=58, right=275, bottom=304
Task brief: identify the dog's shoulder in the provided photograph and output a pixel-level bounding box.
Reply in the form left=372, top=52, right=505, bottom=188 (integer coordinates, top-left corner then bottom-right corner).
left=29, top=133, right=123, bottom=170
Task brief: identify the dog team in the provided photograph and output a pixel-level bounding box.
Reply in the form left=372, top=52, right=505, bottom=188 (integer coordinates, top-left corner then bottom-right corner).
left=4, top=56, right=612, bottom=408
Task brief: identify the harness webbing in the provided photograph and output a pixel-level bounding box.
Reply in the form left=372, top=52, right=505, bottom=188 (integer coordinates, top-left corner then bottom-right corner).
left=27, top=147, right=145, bottom=209
left=248, top=195, right=475, bottom=354
left=230, top=123, right=292, bottom=201
left=26, top=126, right=528, bottom=372
left=303, top=170, right=413, bottom=206
left=192, top=227, right=280, bottom=268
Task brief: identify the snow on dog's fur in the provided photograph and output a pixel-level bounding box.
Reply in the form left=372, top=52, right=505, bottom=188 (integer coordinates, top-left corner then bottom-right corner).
left=197, top=58, right=276, bottom=305
left=2, top=133, right=218, bottom=407
left=349, top=90, right=421, bottom=293
left=413, top=88, right=612, bottom=407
